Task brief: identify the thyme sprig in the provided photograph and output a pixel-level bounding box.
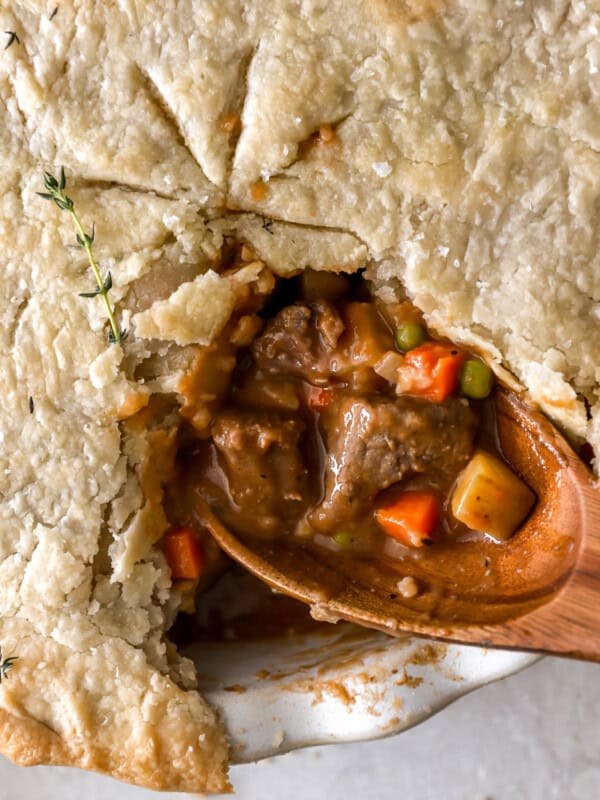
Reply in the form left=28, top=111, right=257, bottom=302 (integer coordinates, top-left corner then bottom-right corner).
left=38, top=168, right=127, bottom=344
left=0, top=646, right=17, bottom=685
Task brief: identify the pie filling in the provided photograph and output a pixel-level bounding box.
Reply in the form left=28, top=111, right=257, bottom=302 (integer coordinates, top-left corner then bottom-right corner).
left=160, top=263, right=537, bottom=616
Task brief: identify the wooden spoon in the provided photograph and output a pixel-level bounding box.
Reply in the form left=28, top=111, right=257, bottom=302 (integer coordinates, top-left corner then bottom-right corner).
left=196, top=388, right=600, bottom=661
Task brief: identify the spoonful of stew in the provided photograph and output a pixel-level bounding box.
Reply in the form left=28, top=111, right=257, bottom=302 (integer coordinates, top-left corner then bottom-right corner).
left=169, top=268, right=600, bottom=662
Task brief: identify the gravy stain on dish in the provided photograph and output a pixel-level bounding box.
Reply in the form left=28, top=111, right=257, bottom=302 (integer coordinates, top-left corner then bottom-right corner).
left=394, top=669, right=424, bottom=688
left=279, top=638, right=450, bottom=715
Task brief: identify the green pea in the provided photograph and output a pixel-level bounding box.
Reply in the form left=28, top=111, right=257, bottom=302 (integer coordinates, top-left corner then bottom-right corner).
left=395, top=321, right=426, bottom=353
left=333, top=531, right=353, bottom=548
left=460, top=359, right=494, bottom=399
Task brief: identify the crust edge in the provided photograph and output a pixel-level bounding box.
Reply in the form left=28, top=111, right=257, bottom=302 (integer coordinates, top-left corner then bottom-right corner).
left=0, top=708, right=232, bottom=794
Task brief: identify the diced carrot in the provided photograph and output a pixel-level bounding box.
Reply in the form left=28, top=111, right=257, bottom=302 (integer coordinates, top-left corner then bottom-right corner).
left=163, top=526, right=205, bottom=580
left=305, top=385, right=334, bottom=410
left=375, top=491, right=440, bottom=547
left=396, top=342, right=465, bottom=402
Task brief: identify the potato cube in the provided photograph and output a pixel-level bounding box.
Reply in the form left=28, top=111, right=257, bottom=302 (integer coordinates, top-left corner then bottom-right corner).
left=341, top=302, right=394, bottom=370
left=450, top=450, right=535, bottom=541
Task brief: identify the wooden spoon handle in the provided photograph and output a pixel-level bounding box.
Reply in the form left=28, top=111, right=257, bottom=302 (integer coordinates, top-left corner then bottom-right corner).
left=433, top=470, right=600, bottom=661
left=425, top=392, right=600, bottom=661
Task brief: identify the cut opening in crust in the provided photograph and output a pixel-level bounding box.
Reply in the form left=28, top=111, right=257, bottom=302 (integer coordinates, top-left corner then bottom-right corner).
left=123, top=244, right=574, bottom=651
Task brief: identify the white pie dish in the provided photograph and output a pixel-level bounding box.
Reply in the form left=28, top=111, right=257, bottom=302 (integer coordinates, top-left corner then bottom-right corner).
left=189, top=623, right=538, bottom=763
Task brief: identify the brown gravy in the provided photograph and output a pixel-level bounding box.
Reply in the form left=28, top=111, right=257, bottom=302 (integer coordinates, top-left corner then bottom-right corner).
left=166, top=273, right=546, bottom=619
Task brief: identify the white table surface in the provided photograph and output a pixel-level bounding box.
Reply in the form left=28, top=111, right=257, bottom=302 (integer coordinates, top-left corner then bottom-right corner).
left=1, top=656, right=598, bottom=800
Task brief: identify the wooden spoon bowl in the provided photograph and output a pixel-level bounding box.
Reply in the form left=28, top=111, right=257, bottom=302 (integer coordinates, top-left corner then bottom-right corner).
left=197, top=389, right=600, bottom=661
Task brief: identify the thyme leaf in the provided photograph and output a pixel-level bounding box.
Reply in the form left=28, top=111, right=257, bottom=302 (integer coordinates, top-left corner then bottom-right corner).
left=49, top=7, right=58, bottom=21
left=37, top=169, right=127, bottom=345
left=0, top=646, right=17, bottom=684
left=261, top=216, right=274, bottom=235
left=3, top=31, right=20, bottom=50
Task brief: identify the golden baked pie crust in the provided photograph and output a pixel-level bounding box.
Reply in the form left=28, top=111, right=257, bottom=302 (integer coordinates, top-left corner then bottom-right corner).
left=1, top=0, right=598, bottom=793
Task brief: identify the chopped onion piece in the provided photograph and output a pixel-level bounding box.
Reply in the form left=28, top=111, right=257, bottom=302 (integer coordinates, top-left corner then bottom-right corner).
left=374, top=350, right=404, bottom=383
left=383, top=535, right=412, bottom=560
left=397, top=576, right=419, bottom=598
left=395, top=365, right=432, bottom=395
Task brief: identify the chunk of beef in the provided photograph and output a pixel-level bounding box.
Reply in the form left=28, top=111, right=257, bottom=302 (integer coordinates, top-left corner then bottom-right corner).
left=251, top=301, right=344, bottom=381
left=310, top=394, right=476, bottom=532
left=211, top=409, right=310, bottom=539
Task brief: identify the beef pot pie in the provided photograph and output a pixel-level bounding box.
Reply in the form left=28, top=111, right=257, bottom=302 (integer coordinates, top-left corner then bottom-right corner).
left=0, top=0, right=599, bottom=794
